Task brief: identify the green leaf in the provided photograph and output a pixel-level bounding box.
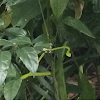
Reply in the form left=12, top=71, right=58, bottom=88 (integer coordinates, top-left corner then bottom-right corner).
left=4, top=78, right=22, bottom=100
left=0, top=51, right=11, bottom=71
left=0, top=39, right=12, bottom=46
left=33, top=34, right=52, bottom=53
left=11, top=0, right=47, bottom=27
left=50, top=0, right=69, bottom=18
left=37, top=76, right=54, bottom=93
left=0, top=11, right=11, bottom=30
left=0, top=85, right=3, bottom=98
left=32, top=82, right=52, bottom=100
left=56, top=22, right=67, bottom=42
left=33, top=34, right=49, bottom=43
left=79, top=68, right=96, bottom=100
left=2, top=36, right=32, bottom=49
left=55, top=57, right=68, bottom=100
left=4, top=27, right=27, bottom=38
left=0, top=18, right=4, bottom=26
left=10, top=36, right=32, bottom=45
left=7, top=64, right=17, bottom=78
left=0, top=51, right=11, bottom=86
left=2, top=0, right=26, bottom=6
left=63, top=16, right=95, bottom=38
left=0, top=71, right=7, bottom=86
left=93, top=0, right=100, bottom=13
left=16, top=47, right=39, bottom=75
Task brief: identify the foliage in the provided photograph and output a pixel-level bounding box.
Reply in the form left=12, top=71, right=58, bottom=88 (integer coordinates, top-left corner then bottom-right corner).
left=0, top=0, right=100, bottom=100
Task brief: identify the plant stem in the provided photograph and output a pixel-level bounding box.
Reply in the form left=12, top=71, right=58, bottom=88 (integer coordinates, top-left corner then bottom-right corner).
left=20, top=46, right=71, bottom=80
left=21, top=72, right=51, bottom=80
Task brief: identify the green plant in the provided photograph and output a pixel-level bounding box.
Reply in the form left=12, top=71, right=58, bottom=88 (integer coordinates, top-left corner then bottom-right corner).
left=0, top=0, right=100, bottom=100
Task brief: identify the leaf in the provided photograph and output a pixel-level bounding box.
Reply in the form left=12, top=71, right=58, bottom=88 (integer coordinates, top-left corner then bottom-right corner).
left=7, top=64, right=17, bottom=78
left=55, top=57, right=68, bottom=100
left=37, top=76, right=54, bottom=93
left=50, top=0, right=69, bottom=18
left=0, top=18, right=4, bottom=26
left=1, top=36, right=31, bottom=49
left=33, top=34, right=49, bottom=43
left=4, top=78, right=22, bottom=100
left=10, top=36, right=32, bottom=45
left=0, top=11, right=11, bottom=30
left=2, top=36, right=32, bottom=49
left=74, top=1, right=84, bottom=19
left=0, top=85, right=4, bottom=98
left=0, top=51, right=11, bottom=71
left=4, top=27, right=27, bottom=38
left=0, top=39, right=12, bottom=46
left=56, top=22, right=67, bottom=42
left=11, top=0, right=47, bottom=27
left=2, top=0, right=26, bottom=6
left=16, top=47, right=39, bottom=75
left=0, top=51, right=11, bottom=85
left=79, top=66, right=96, bottom=100
left=63, top=16, right=95, bottom=38
left=32, top=82, right=52, bottom=100
left=33, top=34, right=52, bottom=53
left=93, top=0, right=100, bottom=13
left=0, top=71, right=7, bottom=86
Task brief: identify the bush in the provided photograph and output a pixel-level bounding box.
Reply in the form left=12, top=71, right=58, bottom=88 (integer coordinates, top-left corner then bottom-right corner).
left=0, top=0, right=100, bottom=100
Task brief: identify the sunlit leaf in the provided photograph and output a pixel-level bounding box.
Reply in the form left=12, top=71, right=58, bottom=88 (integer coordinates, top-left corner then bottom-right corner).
left=2, top=36, right=32, bottom=49
left=16, top=47, right=39, bottom=75
left=0, top=71, right=7, bottom=86
left=4, top=27, right=27, bottom=37
left=0, top=51, right=11, bottom=86
left=10, top=36, right=32, bottom=45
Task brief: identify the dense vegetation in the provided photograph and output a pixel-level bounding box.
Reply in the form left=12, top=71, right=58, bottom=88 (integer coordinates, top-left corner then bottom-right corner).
left=0, top=0, right=100, bottom=100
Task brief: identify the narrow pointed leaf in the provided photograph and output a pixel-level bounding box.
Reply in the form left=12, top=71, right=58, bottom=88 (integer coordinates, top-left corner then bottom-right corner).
left=32, top=82, right=52, bottom=100
left=55, top=58, right=68, bottom=100
left=79, top=68, right=96, bottom=100
left=63, top=16, right=95, bottom=38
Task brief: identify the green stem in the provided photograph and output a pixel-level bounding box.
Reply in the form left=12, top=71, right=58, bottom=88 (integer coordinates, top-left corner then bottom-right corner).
left=51, top=46, right=71, bottom=57
left=21, top=72, right=51, bottom=80
left=20, top=46, right=71, bottom=80
left=38, top=51, right=47, bottom=62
